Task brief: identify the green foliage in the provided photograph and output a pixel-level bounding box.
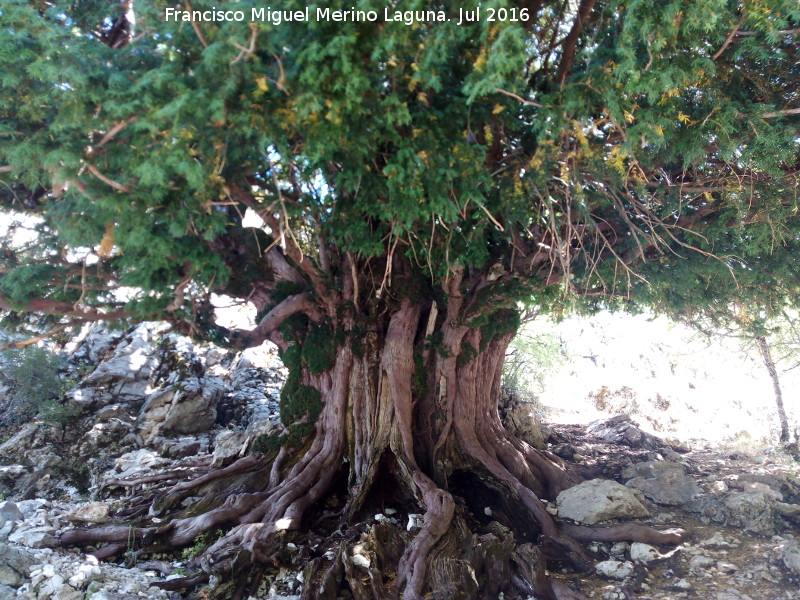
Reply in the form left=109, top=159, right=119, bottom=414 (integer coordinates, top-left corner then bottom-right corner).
left=457, top=343, right=479, bottom=368
left=0, top=0, right=798, bottom=348
left=412, top=350, right=428, bottom=399
left=2, top=345, right=77, bottom=424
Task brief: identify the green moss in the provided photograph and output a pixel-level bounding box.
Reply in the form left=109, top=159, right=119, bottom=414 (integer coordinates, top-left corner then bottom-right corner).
left=285, top=422, right=316, bottom=449
left=250, top=434, right=282, bottom=454
left=456, top=343, right=478, bottom=368
left=279, top=343, right=302, bottom=371
left=301, top=323, right=337, bottom=374
left=279, top=370, right=322, bottom=427
left=412, top=350, right=428, bottom=398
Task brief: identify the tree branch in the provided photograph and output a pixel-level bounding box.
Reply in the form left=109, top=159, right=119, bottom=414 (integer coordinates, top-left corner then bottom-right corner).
left=223, top=292, right=319, bottom=349
left=734, top=27, right=800, bottom=37
left=761, top=107, right=800, bottom=118
left=84, top=163, right=131, bottom=192
left=0, top=295, right=127, bottom=322
left=712, top=12, right=747, bottom=61
left=556, top=0, right=598, bottom=84
left=495, top=88, right=543, bottom=108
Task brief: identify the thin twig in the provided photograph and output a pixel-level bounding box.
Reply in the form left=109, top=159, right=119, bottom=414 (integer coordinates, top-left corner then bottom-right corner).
left=0, top=324, right=72, bottom=352
left=230, top=23, right=259, bottom=64
left=495, top=87, right=543, bottom=108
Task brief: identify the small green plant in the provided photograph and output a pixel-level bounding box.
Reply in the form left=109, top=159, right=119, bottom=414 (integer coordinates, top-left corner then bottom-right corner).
left=181, top=529, right=225, bottom=560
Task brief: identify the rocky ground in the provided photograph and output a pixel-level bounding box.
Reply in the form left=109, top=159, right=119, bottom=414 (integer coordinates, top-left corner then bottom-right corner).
left=0, top=324, right=798, bottom=600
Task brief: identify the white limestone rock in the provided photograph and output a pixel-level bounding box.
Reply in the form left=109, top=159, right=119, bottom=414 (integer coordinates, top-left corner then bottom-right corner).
left=595, top=560, right=634, bottom=580
left=557, top=479, right=649, bottom=524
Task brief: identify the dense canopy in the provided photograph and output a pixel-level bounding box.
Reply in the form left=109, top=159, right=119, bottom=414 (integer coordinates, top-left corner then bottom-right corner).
left=1, top=0, right=798, bottom=336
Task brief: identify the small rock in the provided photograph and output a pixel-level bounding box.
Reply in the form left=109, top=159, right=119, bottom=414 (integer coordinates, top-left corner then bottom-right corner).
left=351, top=554, right=370, bottom=569
left=700, top=532, right=735, bottom=548
left=609, top=542, right=629, bottom=558
left=406, top=514, right=423, bottom=531
left=15, top=500, right=45, bottom=520
left=8, top=526, right=57, bottom=548
left=716, top=561, right=738, bottom=573
left=630, top=542, right=660, bottom=563
left=689, top=555, right=715, bottom=570
left=673, top=578, right=692, bottom=590
left=66, top=502, right=110, bottom=524
left=595, top=560, right=634, bottom=580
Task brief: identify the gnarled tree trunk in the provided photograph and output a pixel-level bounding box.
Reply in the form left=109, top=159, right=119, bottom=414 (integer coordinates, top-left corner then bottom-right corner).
left=61, top=274, right=682, bottom=600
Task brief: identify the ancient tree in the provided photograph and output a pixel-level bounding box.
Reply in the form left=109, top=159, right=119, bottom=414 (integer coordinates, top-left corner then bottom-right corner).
left=1, top=0, right=799, bottom=598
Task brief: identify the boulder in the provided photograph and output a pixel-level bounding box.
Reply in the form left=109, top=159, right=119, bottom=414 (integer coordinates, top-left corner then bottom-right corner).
left=770, top=538, right=800, bottom=577
left=557, top=479, right=649, bottom=524
left=724, top=489, right=778, bottom=535
left=211, top=429, right=250, bottom=467
left=0, top=584, right=15, bottom=600
left=112, top=449, right=169, bottom=479
left=0, top=542, right=34, bottom=586
left=587, top=415, right=664, bottom=450
left=0, top=424, right=39, bottom=459
left=624, top=461, right=701, bottom=506
left=66, top=502, right=110, bottom=524
left=137, top=377, right=223, bottom=442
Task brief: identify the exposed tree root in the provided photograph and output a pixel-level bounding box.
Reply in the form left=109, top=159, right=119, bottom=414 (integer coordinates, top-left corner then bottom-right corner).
left=562, top=523, right=685, bottom=544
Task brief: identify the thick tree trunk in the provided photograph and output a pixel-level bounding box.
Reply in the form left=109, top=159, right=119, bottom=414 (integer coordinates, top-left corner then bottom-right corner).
left=755, top=335, right=791, bottom=443
left=60, top=291, right=683, bottom=600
